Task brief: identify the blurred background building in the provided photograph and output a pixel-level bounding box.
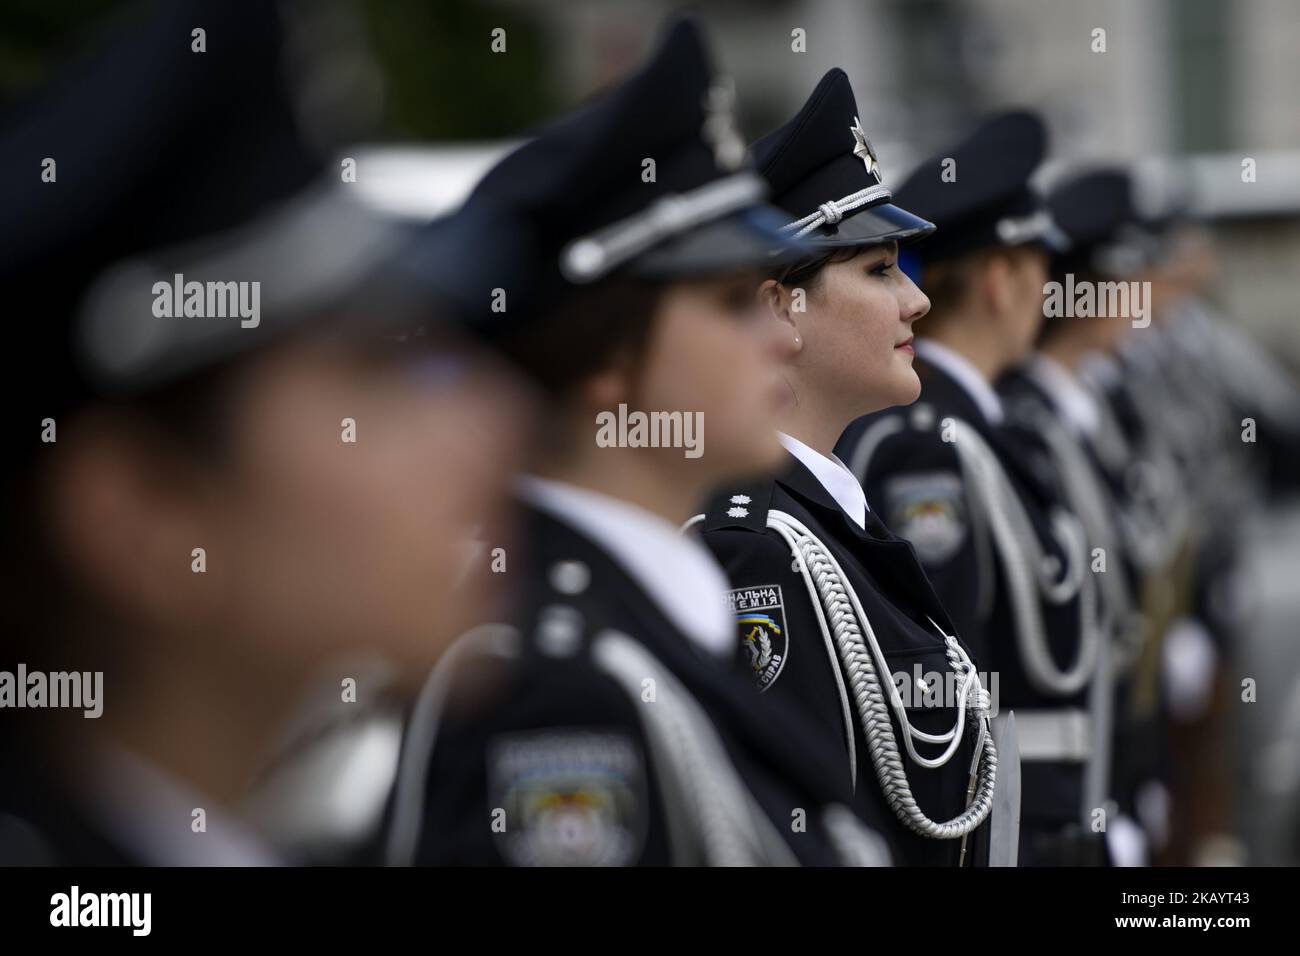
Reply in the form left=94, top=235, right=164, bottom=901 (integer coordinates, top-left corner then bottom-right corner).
left=7, top=0, right=1294, bottom=353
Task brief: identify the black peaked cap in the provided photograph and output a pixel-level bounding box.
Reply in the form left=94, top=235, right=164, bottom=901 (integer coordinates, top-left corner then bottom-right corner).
left=407, top=17, right=803, bottom=329
left=895, top=110, right=1065, bottom=264
left=752, top=68, right=934, bottom=250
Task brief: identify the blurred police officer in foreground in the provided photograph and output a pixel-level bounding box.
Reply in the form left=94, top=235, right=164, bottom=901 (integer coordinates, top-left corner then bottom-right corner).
left=0, top=0, right=523, bottom=865
left=837, top=113, right=1105, bottom=865
left=386, top=19, right=891, bottom=866
left=694, top=69, right=1005, bottom=866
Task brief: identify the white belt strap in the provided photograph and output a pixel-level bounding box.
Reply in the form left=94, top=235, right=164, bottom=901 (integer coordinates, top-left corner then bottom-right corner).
left=996, top=708, right=1092, bottom=762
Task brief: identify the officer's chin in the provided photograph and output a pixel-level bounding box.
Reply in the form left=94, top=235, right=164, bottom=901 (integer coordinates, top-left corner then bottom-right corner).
left=889, top=365, right=923, bottom=409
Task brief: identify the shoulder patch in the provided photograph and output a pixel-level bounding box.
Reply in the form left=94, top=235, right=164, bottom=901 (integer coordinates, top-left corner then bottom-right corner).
left=726, top=584, right=788, bottom=692
left=488, top=730, right=647, bottom=866
left=882, top=471, right=968, bottom=565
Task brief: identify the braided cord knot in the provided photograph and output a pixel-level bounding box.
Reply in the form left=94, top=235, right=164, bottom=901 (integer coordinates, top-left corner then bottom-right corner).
left=785, top=524, right=996, bottom=841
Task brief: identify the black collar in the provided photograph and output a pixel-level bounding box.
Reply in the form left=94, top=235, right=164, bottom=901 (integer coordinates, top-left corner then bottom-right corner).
left=776, top=451, right=904, bottom=545
left=914, top=356, right=997, bottom=438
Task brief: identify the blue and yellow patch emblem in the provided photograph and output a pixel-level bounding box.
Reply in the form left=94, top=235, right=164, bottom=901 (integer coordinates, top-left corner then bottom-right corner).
left=727, top=585, right=788, bottom=692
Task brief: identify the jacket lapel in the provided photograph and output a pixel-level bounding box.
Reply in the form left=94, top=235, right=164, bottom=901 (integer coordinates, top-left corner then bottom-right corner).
left=777, top=453, right=956, bottom=636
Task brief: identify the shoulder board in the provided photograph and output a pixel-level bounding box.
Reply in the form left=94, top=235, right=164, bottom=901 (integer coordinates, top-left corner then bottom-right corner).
left=841, top=404, right=939, bottom=481
left=701, top=478, right=776, bottom=533
left=511, top=562, right=615, bottom=663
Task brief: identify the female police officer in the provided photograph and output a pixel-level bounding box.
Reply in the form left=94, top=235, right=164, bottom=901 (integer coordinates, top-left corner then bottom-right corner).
left=835, top=113, right=1097, bottom=865
left=0, top=1, right=522, bottom=865
left=692, top=70, right=1003, bottom=866
left=387, top=21, right=891, bottom=866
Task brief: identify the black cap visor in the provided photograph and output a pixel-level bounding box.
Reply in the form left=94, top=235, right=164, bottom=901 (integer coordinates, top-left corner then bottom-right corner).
left=804, top=200, right=935, bottom=249
left=630, top=202, right=811, bottom=278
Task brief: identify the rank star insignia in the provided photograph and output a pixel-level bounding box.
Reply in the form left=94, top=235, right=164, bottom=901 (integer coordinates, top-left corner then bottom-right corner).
left=850, top=116, right=879, bottom=178
left=727, top=506, right=749, bottom=518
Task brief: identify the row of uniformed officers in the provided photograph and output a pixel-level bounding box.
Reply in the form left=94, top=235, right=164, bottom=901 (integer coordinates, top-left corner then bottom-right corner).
left=4, top=9, right=1296, bottom=866
left=388, top=19, right=1299, bottom=867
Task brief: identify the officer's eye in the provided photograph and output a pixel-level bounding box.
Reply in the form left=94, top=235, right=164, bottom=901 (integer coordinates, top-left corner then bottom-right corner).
left=869, top=260, right=896, bottom=277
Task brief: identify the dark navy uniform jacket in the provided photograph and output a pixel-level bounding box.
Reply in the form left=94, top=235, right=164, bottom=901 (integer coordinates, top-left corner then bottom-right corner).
left=1070, top=359, right=1176, bottom=821
left=999, top=367, right=1132, bottom=539
left=0, top=734, right=141, bottom=865
left=697, top=452, right=990, bottom=866
left=403, top=503, right=889, bottom=866
left=998, top=365, right=1139, bottom=595
left=838, top=357, right=1089, bottom=841
left=998, top=363, right=1163, bottom=852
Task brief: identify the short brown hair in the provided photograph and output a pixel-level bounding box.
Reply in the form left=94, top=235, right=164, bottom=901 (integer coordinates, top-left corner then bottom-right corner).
left=770, top=245, right=866, bottom=290
left=493, top=277, right=664, bottom=397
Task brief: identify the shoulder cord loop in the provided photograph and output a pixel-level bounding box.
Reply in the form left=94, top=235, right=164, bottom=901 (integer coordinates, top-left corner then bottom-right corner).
left=1080, top=375, right=1190, bottom=572
left=765, top=508, right=996, bottom=840
left=1005, top=403, right=1126, bottom=821
left=1010, top=402, right=1143, bottom=672
left=592, top=630, right=801, bottom=866
left=385, top=624, right=523, bottom=865
left=1126, top=374, right=1197, bottom=555
left=682, top=515, right=861, bottom=786
left=597, top=629, right=892, bottom=866
left=948, top=418, right=1099, bottom=696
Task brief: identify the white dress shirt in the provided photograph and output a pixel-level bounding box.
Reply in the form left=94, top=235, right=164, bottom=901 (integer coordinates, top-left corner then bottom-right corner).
left=88, top=744, right=282, bottom=866
left=517, top=476, right=734, bottom=659
left=779, top=431, right=869, bottom=529
left=915, top=337, right=1005, bottom=424
left=1025, top=354, right=1101, bottom=437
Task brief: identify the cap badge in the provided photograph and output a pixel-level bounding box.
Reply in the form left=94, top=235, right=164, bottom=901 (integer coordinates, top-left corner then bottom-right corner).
left=850, top=116, right=879, bottom=179
left=702, top=78, right=747, bottom=172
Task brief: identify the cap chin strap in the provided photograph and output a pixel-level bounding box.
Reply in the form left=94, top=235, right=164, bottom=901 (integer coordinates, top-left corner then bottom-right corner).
left=559, top=171, right=767, bottom=283
left=782, top=183, right=893, bottom=240
left=995, top=209, right=1070, bottom=250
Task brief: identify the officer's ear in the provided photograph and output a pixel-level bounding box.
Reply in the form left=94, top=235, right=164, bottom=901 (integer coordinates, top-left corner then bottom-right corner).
left=758, top=279, right=802, bottom=353
left=44, top=408, right=225, bottom=630
left=982, top=251, right=1017, bottom=316
left=577, top=357, right=632, bottom=411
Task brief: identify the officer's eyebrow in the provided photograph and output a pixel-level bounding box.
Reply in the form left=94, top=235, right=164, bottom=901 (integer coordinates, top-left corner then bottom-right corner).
left=863, top=241, right=899, bottom=263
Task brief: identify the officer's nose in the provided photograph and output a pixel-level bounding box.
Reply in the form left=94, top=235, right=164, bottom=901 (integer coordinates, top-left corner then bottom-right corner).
left=899, top=271, right=930, bottom=325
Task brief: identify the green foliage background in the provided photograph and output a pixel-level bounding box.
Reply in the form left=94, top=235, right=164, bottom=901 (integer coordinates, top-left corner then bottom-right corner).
left=0, top=0, right=559, bottom=140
